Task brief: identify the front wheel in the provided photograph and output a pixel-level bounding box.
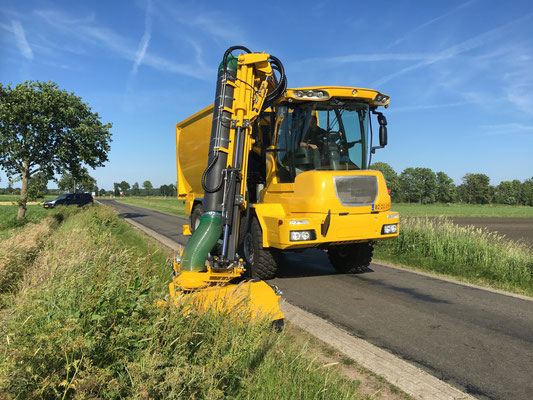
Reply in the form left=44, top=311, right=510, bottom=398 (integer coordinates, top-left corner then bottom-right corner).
left=241, top=217, right=279, bottom=280
left=328, top=242, right=374, bottom=274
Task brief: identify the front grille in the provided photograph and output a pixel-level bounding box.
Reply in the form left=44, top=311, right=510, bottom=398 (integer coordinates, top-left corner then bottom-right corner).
left=333, top=175, right=378, bottom=207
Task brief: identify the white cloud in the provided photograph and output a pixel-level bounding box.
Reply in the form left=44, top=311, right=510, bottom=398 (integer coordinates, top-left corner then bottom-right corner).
left=34, top=8, right=211, bottom=81
left=372, top=13, right=533, bottom=87
left=481, top=123, right=533, bottom=134
left=388, top=101, right=471, bottom=113
left=11, top=19, right=33, bottom=60
left=131, top=0, right=152, bottom=77
left=387, top=0, right=478, bottom=49
left=330, top=53, right=437, bottom=63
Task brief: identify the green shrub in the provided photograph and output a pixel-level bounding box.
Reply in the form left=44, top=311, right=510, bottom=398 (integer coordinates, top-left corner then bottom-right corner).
left=375, top=217, right=533, bottom=294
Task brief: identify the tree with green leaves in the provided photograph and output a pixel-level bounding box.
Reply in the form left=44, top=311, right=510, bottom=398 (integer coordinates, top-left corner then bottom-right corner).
left=57, top=173, right=76, bottom=193
left=400, top=167, right=437, bottom=204
left=458, top=173, right=491, bottom=204
left=370, top=162, right=401, bottom=202
left=522, top=177, right=533, bottom=206
left=435, top=171, right=456, bottom=203
left=119, top=181, right=130, bottom=196
left=0, top=81, right=112, bottom=219
left=131, top=182, right=141, bottom=196
left=27, top=171, right=48, bottom=201
left=159, top=184, right=177, bottom=197
left=76, top=169, right=97, bottom=193
left=142, top=180, right=153, bottom=196
left=57, top=168, right=97, bottom=193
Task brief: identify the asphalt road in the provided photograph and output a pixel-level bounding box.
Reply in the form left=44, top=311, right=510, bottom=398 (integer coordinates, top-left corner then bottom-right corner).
left=100, top=199, right=533, bottom=400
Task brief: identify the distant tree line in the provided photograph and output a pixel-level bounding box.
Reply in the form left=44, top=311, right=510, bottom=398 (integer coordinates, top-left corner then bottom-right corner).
left=0, top=170, right=99, bottom=197
left=0, top=175, right=177, bottom=199
left=371, top=162, right=533, bottom=206
left=106, top=180, right=177, bottom=197
left=3, top=166, right=532, bottom=205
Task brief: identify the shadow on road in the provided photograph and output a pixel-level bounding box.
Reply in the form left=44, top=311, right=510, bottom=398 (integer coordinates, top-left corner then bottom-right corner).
left=364, top=278, right=452, bottom=304
left=275, top=248, right=374, bottom=279
left=118, top=212, right=148, bottom=219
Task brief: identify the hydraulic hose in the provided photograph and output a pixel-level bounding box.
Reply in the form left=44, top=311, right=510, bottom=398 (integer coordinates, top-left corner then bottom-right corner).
left=181, top=47, right=241, bottom=272
left=181, top=46, right=287, bottom=272
left=266, top=55, right=287, bottom=103
left=180, top=211, right=222, bottom=271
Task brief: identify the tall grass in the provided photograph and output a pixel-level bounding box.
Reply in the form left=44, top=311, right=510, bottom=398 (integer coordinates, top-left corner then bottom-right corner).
left=0, top=206, right=82, bottom=306
left=375, top=217, right=533, bottom=294
left=0, top=206, right=365, bottom=399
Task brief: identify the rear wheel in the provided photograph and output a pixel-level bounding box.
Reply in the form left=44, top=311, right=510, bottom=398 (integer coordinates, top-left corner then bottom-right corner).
left=241, top=216, right=279, bottom=280
left=328, top=242, right=374, bottom=274
left=190, top=203, right=202, bottom=233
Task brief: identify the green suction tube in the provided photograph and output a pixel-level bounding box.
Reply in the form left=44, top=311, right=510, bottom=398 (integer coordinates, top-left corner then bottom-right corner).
left=180, top=212, right=222, bottom=272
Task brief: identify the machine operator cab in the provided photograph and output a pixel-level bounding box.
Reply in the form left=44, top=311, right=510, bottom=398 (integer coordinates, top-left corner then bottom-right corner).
left=267, top=87, right=389, bottom=183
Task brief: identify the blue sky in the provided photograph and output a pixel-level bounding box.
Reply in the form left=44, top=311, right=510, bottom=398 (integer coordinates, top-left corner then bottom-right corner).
left=1, top=0, right=532, bottom=190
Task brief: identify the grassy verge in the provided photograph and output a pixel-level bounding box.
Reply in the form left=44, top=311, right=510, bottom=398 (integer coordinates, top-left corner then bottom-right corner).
left=0, top=205, right=388, bottom=399
left=0, top=204, right=52, bottom=241
left=391, top=203, right=533, bottom=218
left=374, top=217, right=533, bottom=296
left=114, top=196, right=187, bottom=217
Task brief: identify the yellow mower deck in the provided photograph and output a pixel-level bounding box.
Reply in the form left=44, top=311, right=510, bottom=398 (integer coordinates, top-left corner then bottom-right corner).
left=159, top=254, right=284, bottom=324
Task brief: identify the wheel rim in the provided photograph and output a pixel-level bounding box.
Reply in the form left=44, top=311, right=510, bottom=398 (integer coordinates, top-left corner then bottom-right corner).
left=337, top=245, right=350, bottom=258
left=243, top=232, right=254, bottom=264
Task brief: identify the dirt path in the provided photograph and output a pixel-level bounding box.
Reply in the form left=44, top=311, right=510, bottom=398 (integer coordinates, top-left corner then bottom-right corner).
left=447, top=217, right=533, bottom=245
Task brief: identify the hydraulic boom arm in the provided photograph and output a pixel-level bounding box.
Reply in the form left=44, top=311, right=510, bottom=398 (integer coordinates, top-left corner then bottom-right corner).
left=174, top=46, right=286, bottom=291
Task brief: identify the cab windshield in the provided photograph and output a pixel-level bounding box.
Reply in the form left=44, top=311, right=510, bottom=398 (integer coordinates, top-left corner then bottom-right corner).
left=274, top=101, right=370, bottom=183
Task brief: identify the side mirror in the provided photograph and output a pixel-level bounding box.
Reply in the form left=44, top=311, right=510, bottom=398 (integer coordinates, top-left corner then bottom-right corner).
left=371, top=113, right=388, bottom=153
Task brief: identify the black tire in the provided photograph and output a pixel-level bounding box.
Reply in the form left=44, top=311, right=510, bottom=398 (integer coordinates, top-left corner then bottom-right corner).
left=190, top=203, right=202, bottom=232
left=241, top=216, right=279, bottom=280
left=328, top=242, right=374, bottom=274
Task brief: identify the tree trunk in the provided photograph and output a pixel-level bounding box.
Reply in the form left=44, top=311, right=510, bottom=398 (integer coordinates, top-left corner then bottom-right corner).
left=17, top=168, right=30, bottom=220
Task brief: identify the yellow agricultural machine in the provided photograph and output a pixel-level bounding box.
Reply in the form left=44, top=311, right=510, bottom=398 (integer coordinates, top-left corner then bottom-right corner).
left=168, top=46, right=399, bottom=324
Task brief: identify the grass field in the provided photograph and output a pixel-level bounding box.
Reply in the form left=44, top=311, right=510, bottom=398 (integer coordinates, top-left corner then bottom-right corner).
left=114, top=196, right=187, bottom=217
left=391, top=203, right=533, bottom=218
left=0, top=205, right=405, bottom=399
left=0, top=194, right=57, bottom=203
left=374, top=217, right=533, bottom=296
left=0, top=204, right=51, bottom=241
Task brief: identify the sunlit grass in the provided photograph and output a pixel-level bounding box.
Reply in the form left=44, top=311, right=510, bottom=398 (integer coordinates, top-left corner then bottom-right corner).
left=0, top=205, right=368, bottom=399
left=391, top=203, right=533, bottom=218
left=374, top=217, right=533, bottom=295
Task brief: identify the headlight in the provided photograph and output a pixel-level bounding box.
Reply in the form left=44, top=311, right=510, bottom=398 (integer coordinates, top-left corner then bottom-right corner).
left=292, top=89, right=330, bottom=100
left=381, top=224, right=398, bottom=234
left=290, top=230, right=316, bottom=242
left=374, top=93, right=390, bottom=105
